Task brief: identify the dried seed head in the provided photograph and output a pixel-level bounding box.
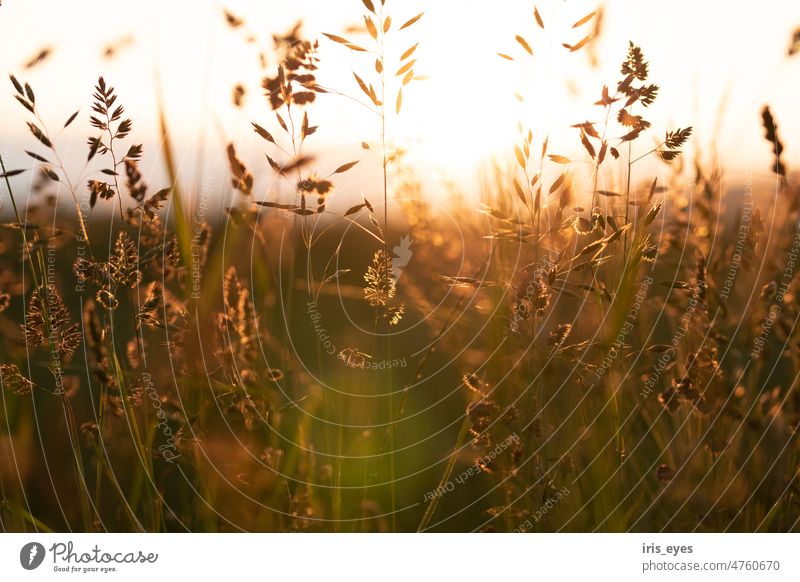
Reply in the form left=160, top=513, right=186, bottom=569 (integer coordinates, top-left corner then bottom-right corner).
left=364, top=249, right=396, bottom=307
left=338, top=347, right=371, bottom=369
left=642, top=243, right=658, bottom=263
left=124, top=159, right=147, bottom=202
left=226, top=143, right=254, bottom=196
left=297, top=174, right=333, bottom=196
left=548, top=323, right=573, bottom=346
left=232, top=83, right=246, bottom=108
left=266, top=368, right=284, bottom=381
left=573, top=216, right=594, bottom=235
left=87, top=180, right=115, bottom=208
left=22, top=286, right=81, bottom=358
left=108, top=231, right=141, bottom=288
left=219, top=267, right=259, bottom=364
left=463, top=373, right=488, bottom=394
left=0, top=364, right=34, bottom=396
left=96, top=288, right=119, bottom=310
left=386, top=304, right=405, bottom=326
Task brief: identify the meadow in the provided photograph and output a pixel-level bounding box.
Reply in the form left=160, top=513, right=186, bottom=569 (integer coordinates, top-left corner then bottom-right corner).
left=0, top=0, right=799, bottom=532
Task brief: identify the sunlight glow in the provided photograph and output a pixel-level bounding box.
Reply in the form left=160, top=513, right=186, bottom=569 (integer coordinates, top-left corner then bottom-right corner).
left=0, top=0, right=798, bottom=196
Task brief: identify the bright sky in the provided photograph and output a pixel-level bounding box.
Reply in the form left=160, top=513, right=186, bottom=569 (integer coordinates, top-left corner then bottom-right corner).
left=0, top=0, right=799, bottom=205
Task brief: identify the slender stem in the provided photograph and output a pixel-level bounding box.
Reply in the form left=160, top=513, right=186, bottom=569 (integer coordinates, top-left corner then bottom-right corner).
left=378, top=6, right=397, bottom=532
left=629, top=142, right=664, bottom=166
left=624, top=140, right=633, bottom=256
left=1, top=154, right=94, bottom=530
left=417, top=404, right=474, bottom=531
left=0, top=155, right=39, bottom=288
left=34, top=111, right=94, bottom=256
left=105, top=116, right=126, bottom=226
left=590, top=102, right=613, bottom=210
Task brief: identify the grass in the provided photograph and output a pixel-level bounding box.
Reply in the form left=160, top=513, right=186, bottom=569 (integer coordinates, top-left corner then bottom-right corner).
left=0, top=1, right=799, bottom=533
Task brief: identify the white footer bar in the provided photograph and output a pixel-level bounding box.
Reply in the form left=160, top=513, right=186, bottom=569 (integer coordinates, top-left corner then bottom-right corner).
left=1, top=533, right=797, bottom=580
